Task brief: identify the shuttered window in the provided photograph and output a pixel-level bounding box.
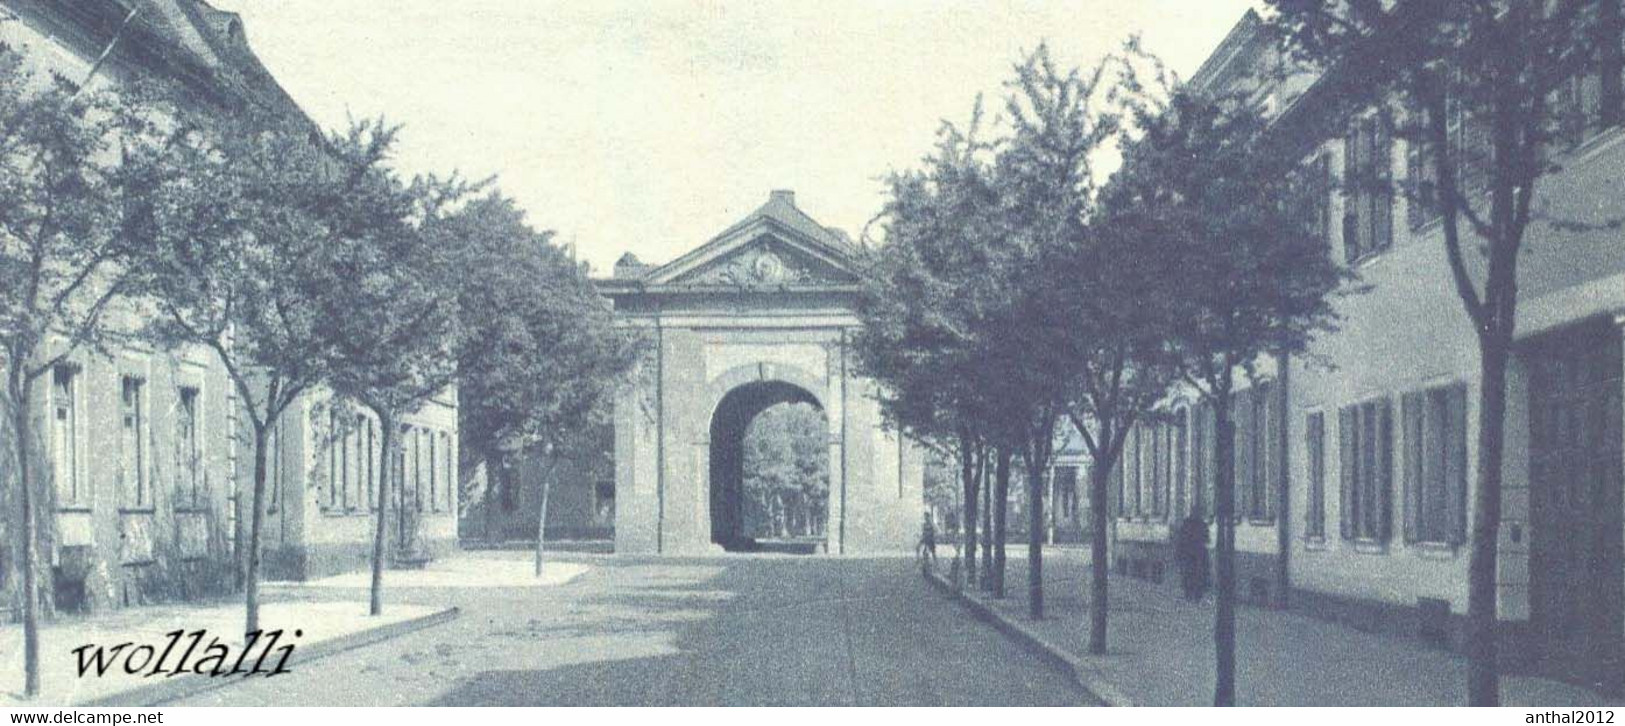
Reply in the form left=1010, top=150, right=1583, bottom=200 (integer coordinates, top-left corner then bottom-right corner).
left=1112, top=442, right=1126, bottom=518
left=1343, top=113, right=1393, bottom=263
left=1150, top=421, right=1165, bottom=518
left=1340, top=398, right=1394, bottom=543
left=1250, top=382, right=1274, bottom=522
left=1403, top=384, right=1469, bottom=545
left=1194, top=401, right=1215, bottom=521
left=1306, top=411, right=1327, bottom=539
left=1174, top=413, right=1188, bottom=518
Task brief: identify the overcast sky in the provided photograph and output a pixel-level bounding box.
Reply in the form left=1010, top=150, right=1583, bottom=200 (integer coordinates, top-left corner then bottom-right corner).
left=211, top=1, right=1260, bottom=273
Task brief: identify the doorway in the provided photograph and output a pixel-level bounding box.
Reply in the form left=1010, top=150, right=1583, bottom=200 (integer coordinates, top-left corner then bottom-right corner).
left=1528, top=318, right=1624, bottom=692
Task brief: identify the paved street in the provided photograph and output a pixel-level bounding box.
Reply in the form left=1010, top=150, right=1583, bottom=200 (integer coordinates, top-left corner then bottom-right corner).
left=172, top=553, right=1093, bottom=707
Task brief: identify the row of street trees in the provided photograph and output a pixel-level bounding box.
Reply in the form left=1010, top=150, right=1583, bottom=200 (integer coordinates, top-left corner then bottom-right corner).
left=853, top=43, right=1346, bottom=706
left=864, top=0, right=1623, bottom=704
left=0, top=49, right=638, bottom=698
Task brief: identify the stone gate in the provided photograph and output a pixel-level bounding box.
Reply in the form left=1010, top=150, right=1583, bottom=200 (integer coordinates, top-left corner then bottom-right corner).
left=599, top=190, right=924, bottom=555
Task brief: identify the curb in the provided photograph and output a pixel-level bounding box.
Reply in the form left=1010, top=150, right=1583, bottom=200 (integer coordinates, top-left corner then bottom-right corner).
left=924, top=570, right=1134, bottom=707
left=81, top=606, right=462, bottom=707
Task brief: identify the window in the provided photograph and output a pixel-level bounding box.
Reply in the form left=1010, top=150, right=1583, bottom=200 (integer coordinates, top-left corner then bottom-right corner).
left=175, top=387, right=201, bottom=509
left=348, top=422, right=362, bottom=511
left=1340, top=398, right=1394, bottom=543
left=1293, top=152, right=1334, bottom=244
left=1247, top=383, right=1274, bottom=522
left=1174, top=414, right=1188, bottom=518
left=1150, top=421, right=1165, bottom=518
left=414, top=427, right=427, bottom=512
left=1305, top=411, right=1327, bottom=539
left=51, top=366, right=82, bottom=507
left=120, top=376, right=149, bottom=509
left=366, top=418, right=378, bottom=511
left=264, top=418, right=285, bottom=513
left=1343, top=113, right=1393, bottom=263
left=1056, top=466, right=1079, bottom=518
left=1553, top=14, right=1624, bottom=147
left=428, top=430, right=439, bottom=513
left=1128, top=426, right=1143, bottom=517
left=441, top=431, right=454, bottom=511
left=326, top=410, right=339, bottom=511
left=1231, top=389, right=1257, bottom=522
left=1403, top=384, right=1469, bottom=545
left=1111, top=444, right=1126, bottom=518
left=1193, top=401, right=1214, bottom=521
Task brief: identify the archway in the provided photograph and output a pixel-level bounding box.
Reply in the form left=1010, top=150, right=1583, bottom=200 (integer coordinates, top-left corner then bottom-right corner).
left=708, top=381, right=826, bottom=552
left=602, top=190, right=925, bottom=555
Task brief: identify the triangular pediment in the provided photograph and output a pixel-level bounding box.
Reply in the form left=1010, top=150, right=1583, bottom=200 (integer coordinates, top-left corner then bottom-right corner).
left=631, top=191, right=860, bottom=289
left=664, top=234, right=858, bottom=288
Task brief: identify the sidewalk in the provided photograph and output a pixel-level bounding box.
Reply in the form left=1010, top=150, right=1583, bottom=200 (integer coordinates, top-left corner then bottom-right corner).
left=0, top=594, right=457, bottom=707
left=279, top=552, right=588, bottom=589
left=928, top=548, right=1620, bottom=706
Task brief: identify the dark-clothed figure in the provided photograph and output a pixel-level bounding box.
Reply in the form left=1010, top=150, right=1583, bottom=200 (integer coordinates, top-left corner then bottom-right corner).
left=918, top=512, right=938, bottom=569
left=1175, top=514, right=1210, bottom=601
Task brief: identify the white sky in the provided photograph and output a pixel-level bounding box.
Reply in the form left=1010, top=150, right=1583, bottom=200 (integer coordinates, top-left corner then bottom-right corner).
left=211, top=0, right=1261, bottom=274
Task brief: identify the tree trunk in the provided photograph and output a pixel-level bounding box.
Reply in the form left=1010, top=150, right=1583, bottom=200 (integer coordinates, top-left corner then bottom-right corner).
left=992, top=448, right=1011, bottom=599
left=482, top=447, right=500, bottom=541
left=1213, top=393, right=1237, bottom=707
left=980, top=448, right=993, bottom=590
left=1087, top=455, right=1112, bottom=655
left=1027, top=454, right=1045, bottom=619
left=960, top=434, right=978, bottom=588
left=535, top=454, right=553, bottom=577
left=1467, top=338, right=1511, bottom=706
left=246, top=421, right=270, bottom=635
left=369, top=412, right=396, bottom=616
left=10, top=366, right=40, bottom=697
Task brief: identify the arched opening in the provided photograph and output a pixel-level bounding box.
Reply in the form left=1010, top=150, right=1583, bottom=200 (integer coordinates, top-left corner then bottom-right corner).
left=708, top=381, right=828, bottom=553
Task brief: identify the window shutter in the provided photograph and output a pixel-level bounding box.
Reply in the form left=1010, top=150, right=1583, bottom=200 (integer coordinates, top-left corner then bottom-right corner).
left=1111, top=455, right=1125, bottom=517
left=1339, top=405, right=1356, bottom=540
left=1374, top=114, right=1394, bottom=251
left=1343, top=123, right=1361, bottom=262
left=1234, top=391, right=1251, bottom=523
left=1402, top=391, right=1424, bottom=544
left=1175, top=414, right=1188, bottom=518
left=1153, top=423, right=1165, bottom=518
left=1128, top=426, right=1141, bottom=517
left=1306, top=412, right=1325, bottom=538
left=1317, top=153, right=1333, bottom=244
left=1203, top=403, right=1217, bottom=522
left=1446, top=385, right=1469, bottom=545
left=1378, top=400, right=1395, bottom=542
left=1264, top=382, right=1279, bottom=522
left=1406, top=133, right=1424, bottom=230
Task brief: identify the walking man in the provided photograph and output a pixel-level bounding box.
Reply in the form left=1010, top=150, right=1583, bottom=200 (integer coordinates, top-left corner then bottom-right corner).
left=1175, top=513, right=1210, bottom=602
left=918, top=511, right=938, bottom=570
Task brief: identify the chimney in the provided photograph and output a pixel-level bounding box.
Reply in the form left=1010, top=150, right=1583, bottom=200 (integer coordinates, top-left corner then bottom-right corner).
left=770, top=189, right=796, bottom=207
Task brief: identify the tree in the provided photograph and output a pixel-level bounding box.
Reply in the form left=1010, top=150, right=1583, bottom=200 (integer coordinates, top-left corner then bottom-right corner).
left=1025, top=47, right=1189, bottom=650
left=0, top=50, right=147, bottom=699
left=1104, top=84, right=1346, bottom=705
left=309, top=123, right=472, bottom=616
left=446, top=194, right=641, bottom=575
left=990, top=44, right=1117, bottom=618
left=853, top=99, right=1003, bottom=590
left=1267, top=0, right=1621, bottom=705
left=127, top=111, right=393, bottom=636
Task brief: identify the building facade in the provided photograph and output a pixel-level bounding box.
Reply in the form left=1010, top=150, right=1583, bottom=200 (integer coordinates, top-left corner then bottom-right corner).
left=1107, top=8, right=1625, bottom=692
left=601, top=190, right=925, bottom=555
left=0, top=0, right=458, bottom=617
